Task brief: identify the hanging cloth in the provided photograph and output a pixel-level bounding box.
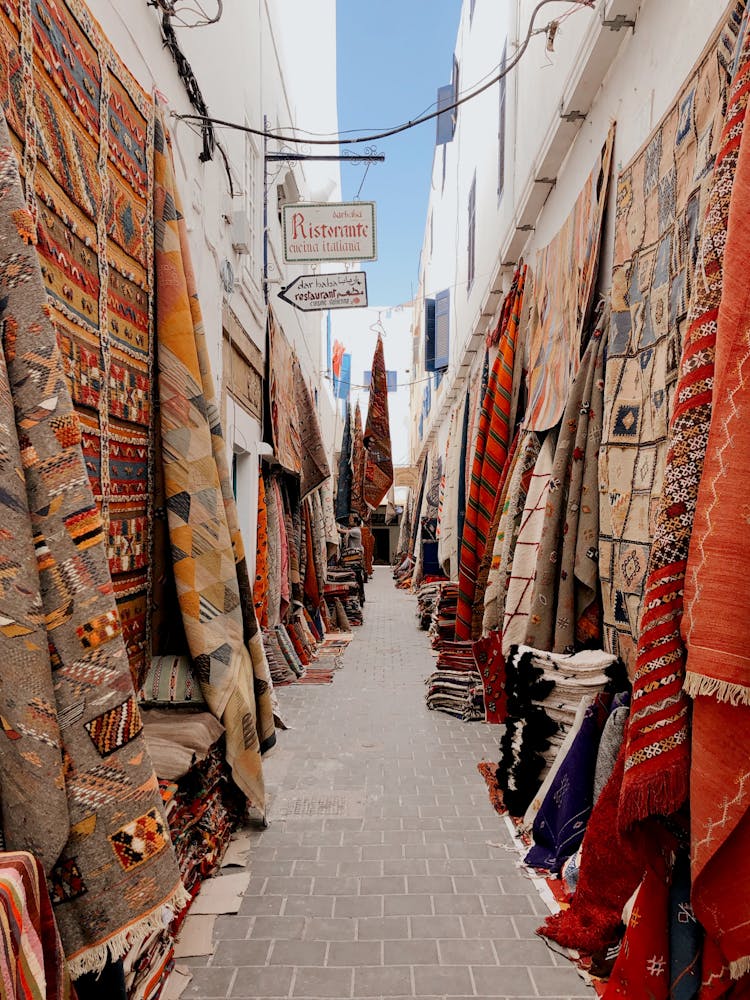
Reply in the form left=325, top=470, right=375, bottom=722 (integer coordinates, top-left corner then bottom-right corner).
left=350, top=400, right=368, bottom=518
left=620, top=15, right=750, bottom=831
left=154, top=111, right=276, bottom=813
left=0, top=110, right=186, bottom=977
left=294, top=358, right=330, bottom=499
left=335, top=403, right=353, bottom=521
left=364, top=335, right=394, bottom=508
left=455, top=268, right=526, bottom=638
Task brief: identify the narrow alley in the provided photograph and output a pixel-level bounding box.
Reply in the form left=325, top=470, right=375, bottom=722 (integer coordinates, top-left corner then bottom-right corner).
left=182, top=569, right=592, bottom=1000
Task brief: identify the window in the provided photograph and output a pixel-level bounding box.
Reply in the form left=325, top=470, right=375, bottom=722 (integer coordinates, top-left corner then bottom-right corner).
left=467, top=173, right=476, bottom=291
left=436, top=85, right=455, bottom=145
left=425, top=290, right=450, bottom=372
left=363, top=370, right=398, bottom=391
left=434, top=289, right=450, bottom=370
left=436, top=56, right=460, bottom=146
left=424, top=297, right=436, bottom=371
left=498, top=40, right=507, bottom=200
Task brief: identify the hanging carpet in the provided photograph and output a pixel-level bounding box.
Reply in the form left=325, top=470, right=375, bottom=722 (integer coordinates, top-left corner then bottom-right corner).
left=526, top=126, right=615, bottom=432
left=439, top=395, right=465, bottom=577
left=266, top=307, right=301, bottom=475
left=455, top=267, right=525, bottom=639
left=154, top=111, right=275, bottom=814
left=350, top=400, right=367, bottom=519
left=619, top=9, right=750, bottom=830
left=0, top=0, right=158, bottom=686
left=482, top=430, right=541, bottom=635
left=502, top=430, right=557, bottom=654
left=335, top=402, right=352, bottom=522
left=0, top=108, right=186, bottom=977
left=470, top=429, right=520, bottom=640
left=682, top=38, right=750, bottom=969
left=599, top=19, right=736, bottom=672
left=294, top=357, right=330, bottom=499
left=253, top=469, right=269, bottom=627
left=364, top=335, right=394, bottom=508
left=525, top=306, right=608, bottom=654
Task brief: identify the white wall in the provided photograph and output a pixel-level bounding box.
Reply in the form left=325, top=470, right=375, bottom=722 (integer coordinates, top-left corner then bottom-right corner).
left=412, top=0, right=727, bottom=464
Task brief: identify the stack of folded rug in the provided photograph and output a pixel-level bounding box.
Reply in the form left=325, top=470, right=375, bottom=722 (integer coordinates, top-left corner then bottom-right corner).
left=425, top=640, right=484, bottom=721
left=416, top=581, right=441, bottom=630
left=430, top=583, right=459, bottom=646
left=495, top=645, right=621, bottom=815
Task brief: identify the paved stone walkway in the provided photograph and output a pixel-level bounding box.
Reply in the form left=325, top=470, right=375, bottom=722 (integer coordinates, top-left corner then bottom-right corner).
left=185, top=568, right=593, bottom=999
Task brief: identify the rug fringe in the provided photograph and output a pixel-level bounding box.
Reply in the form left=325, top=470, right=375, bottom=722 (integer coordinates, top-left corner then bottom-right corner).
left=67, top=880, right=191, bottom=981
left=618, top=764, right=690, bottom=832
left=730, top=955, right=750, bottom=980
left=684, top=672, right=750, bottom=706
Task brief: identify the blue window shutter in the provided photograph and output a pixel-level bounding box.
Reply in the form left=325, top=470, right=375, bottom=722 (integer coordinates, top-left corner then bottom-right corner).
left=436, top=84, right=454, bottom=145
left=424, top=297, right=436, bottom=371
left=434, top=369, right=443, bottom=389
left=386, top=370, right=397, bottom=392
left=336, top=353, right=351, bottom=399
left=434, top=289, right=450, bottom=370
left=363, top=371, right=372, bottom=389
left=419, top=413, right=424, bottom=440
left=425, top=378, right=432, bottom=414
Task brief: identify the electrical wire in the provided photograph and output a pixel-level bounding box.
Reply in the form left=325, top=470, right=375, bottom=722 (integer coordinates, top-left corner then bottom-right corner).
left=174, top=0, right=594, bottom=146
left=150, top=0, right=223, bottom=27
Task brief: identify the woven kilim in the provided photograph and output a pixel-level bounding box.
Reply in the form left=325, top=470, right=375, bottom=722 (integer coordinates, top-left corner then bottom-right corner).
left=267, top=307, right=301, bottom=475
left=253, top=469, right=269, bottom=627
left=619, top=10, right=750, bottom=831
left=438, top=396, right=464, bottom=577
left=682, top=6, right=750, bottom=976
left=502, top=431, right=556, bottom=655
left=470, top=429, right=520, bottom=640
left=153, top=111, right=275, bottom=813
left=0, top=853, right=73, bottom=999
left=295, top=358, right=330, bottom=500
left=0, top=109, right=186, bottom=977
left=455, top=267, right=525, bottom=640
left=526, top=126, right=614, bottom=432
left=0, top=0, right=157, bottom=687
left=350, top=400, right=367, bottom=518
left=364, top=335, right=394, bottom=509
left=599, top=21, right=735, bottom=672
left=525, top=308, right=608, bottom=654
left=483, top=430, right=541, bottom=635
left=335, top=403, right=352, bottom=522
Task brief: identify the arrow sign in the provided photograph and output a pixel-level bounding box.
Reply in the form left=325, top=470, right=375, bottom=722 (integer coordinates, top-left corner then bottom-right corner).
left=278, top=272, right=368, bottom=312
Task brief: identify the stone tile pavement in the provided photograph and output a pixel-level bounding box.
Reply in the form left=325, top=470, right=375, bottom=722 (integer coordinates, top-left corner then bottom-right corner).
left=184, top=568, right=593, bottom=999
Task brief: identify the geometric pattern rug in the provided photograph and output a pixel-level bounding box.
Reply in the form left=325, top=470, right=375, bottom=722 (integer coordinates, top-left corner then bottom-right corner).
left=0, top=0, right=156, bottom=687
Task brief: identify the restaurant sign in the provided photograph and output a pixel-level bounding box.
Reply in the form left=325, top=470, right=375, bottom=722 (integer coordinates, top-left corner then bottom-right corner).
left=282, top=201, right=377, bottom=262
left=278, top=271, right=368, bottom=311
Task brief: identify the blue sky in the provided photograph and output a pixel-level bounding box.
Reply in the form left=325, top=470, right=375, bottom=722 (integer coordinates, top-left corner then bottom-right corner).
left=336, top=1, right=461, bottom=308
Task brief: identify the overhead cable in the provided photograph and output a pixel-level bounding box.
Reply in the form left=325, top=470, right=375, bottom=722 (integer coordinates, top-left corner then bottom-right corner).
left=173, top=0, right=594, bottom=146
